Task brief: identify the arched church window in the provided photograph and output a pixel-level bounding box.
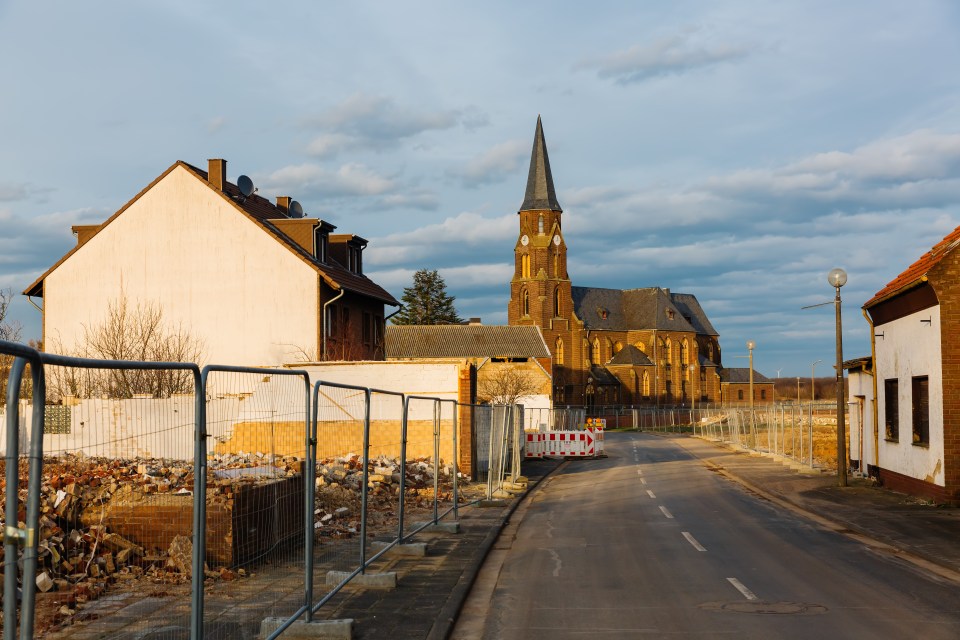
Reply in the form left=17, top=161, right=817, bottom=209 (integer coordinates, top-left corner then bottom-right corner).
left=680, top=340, right=688, bottom=366
left=538, top=215, right=544, bottom=234
left=591, top=338, right=601, bottom=365
left=583, top=339, right=590, bottom=365
left=665, top=338, right=672, bottom=364
left=522, top=289, right=530, bottom=316
left=635, top=341, right=646, bottom=353
left=555, top=337, right=564, bottom=365
left=643, top=372, right=650, bottom=397
left=553, top=252, right=560, bottom=278
left=521, top=254, right=530, bottom=279
left=554, top=288, right=561, bottom=317
left=614, top=341, right=623, bottom=353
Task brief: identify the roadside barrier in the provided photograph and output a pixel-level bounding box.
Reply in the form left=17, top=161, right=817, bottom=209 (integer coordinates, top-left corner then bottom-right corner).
left=1, top=337, right=527, bottom=640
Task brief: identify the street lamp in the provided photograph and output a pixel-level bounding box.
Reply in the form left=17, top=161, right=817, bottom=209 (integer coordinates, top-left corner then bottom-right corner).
left=828, top=268, right=848, bottom=487
left=811, top=359, right=822, bottom=402
left=747, top=340, right=756, bottom=446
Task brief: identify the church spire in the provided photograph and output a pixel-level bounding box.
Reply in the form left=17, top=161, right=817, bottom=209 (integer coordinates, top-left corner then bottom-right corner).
left=519, top=116, right=562, bottom=213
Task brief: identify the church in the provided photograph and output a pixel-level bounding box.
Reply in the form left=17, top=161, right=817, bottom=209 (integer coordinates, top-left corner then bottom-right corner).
left=507, top=118, right=723, bottom=407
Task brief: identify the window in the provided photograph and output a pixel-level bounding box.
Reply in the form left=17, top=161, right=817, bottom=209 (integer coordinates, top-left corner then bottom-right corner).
left=680, top=340, right=688, bottom=366
left=614, top=341, right=623, bottom=354
left=737, top=389, right=744, bottom=401
left=555, top=338, right=564, bottom=366
left=643, top=372, right=650, bottom=397
left=761, top=389, right=766, bottom=400
left=665, top=339, right=672, bottom=365
left=362, top=311, right=372, bottom=345
left=912, top=376, right=929, bottom=445
left=884, top=379, right=899, bottom=440
left=591, top=338, right=601, bottom=365
left=521, top=254, right=531, bottom=278
left=554, top=288, right=561, bottom=317
left=315, top=228, right=329, bottom=263
left=553, top=252, right=559, bottom=277
left=327, top=305, right=338, bottom=337
left=538, top=214, right=544, bottom=234
left=635, top=341, right=646, bottom=353
left=522, top=289, right=530, bottom=316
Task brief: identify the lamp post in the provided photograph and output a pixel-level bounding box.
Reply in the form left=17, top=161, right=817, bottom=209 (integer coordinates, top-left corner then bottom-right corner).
left=811, top=359, right=821, bottom=402
left=747, top=340, right=756, bottom=447
left=828, top=268, right=848, bottom=487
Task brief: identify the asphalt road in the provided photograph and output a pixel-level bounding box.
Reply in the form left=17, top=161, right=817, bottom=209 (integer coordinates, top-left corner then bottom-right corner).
left=453, top=432, right=960, bottom=639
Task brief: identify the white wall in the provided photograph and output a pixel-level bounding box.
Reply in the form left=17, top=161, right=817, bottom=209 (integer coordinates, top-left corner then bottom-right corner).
left=846, top=369, right=875, bottom=476
left=874, top=306, right=944, bottom=485
left=43, top=166, right=320, bottom=368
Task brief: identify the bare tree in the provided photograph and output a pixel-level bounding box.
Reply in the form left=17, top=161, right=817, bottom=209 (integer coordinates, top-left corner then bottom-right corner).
left=478, top=367, right=542, bottom=405
left=48, top=296, right=205, bottom=400
left=0, top=287, right=25, bottom=405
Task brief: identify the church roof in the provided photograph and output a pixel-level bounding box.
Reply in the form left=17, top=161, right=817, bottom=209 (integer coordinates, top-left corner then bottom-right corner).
left=385, top=324, right=550, bottom=359
left=571, top=286, right=715, bottom=335
left=519, top=116, right=562, bottom=212
left=608, top=344, right=654, bottom=366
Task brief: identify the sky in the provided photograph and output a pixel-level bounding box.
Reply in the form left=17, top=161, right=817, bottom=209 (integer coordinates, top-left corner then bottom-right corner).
left=2, top=1, right=960, bottom=378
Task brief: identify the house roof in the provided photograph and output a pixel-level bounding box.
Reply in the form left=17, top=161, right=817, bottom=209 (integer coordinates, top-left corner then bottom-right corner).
left=607, top=344, right=653, bottom=366
left=864, top=225, right=960, bottom=308
left=588, top=365, right=620, bottom=386
left=385, top=325, right=550, bottom=359
left=519, top=116, right=562, bottom=213
left=24, top=161, right=398, bottom=306
left=571, top=286, right=717, bottom=335
left=719, top=368, right=773, bottom=383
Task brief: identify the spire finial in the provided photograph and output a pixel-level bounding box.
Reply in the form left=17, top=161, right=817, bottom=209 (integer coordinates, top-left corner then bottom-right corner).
left=519, top=117, right=562, bottom=212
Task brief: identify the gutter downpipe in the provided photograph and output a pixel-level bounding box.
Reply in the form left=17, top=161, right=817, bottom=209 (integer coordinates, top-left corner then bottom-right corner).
left=863, top=307, right=880, bottom=473
left=322, top=288, right=345, bottom=361
left=385, top=303, right=403, bottom=323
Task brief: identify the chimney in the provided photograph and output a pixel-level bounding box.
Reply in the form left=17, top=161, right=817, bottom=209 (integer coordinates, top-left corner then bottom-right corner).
left=469, top=317, right=482, bottom=325
left=276, top=196, right=291, bottom=214
left=207, top=159, right=226, bottom=191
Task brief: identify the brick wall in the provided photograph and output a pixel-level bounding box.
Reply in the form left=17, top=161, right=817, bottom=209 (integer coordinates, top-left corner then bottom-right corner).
left=930, top=253, right=960, bottom=501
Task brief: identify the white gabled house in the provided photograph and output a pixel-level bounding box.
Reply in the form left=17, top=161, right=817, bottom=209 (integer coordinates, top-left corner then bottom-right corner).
left=861, top=225, right=960, bottom=504
left=25, top=159, right=398, bottom=369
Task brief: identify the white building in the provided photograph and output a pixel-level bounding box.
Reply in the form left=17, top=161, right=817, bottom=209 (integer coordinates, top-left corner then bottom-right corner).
left=861, top=225, right=960, bottom=504
left=25, top=159, right=398, bottom=369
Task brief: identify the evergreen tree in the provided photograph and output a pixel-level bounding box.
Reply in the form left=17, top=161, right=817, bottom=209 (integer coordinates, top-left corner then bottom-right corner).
left=391, top=269, right=463, bottom=325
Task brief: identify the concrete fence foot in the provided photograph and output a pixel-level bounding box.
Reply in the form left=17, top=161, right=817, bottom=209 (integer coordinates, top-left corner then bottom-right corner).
left=260, top=617, right=353, bottom=639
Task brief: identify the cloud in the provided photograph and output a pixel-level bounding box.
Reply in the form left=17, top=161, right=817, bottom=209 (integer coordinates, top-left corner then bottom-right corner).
left=0, top=183, right=28, bottom=202
left=303, top=93, right=481, bottom=158
left=453, top=139, right=528, bottom=188
left=259, top=162, right=397, bottom=199
left=206, top=116, right=226, bottom=134
left=367, top=212, right=515, bottom=266
left=577, top=29, right=750, bottom=84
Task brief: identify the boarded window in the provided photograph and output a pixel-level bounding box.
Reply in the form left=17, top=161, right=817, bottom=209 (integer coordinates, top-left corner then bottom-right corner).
left=912, top=376, right=929, bottom=445
left=884, top=379, right=899, bottom=440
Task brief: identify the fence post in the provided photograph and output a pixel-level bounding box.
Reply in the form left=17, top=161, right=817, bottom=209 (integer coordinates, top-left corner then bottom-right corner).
left=432, top=400, right=440, bottom=525
left=304, top=376, right=317, bottom=623
left=450, top=400, right=459, bottom=522
left=360, top=388, right=372, bottom=573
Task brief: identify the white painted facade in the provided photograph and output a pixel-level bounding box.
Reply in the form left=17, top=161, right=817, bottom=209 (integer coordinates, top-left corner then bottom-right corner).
left=873, top=306, right=945, bottom=486
left=846, top=367, right=875, bottom=475
left=40, top=165, right=322, bottom=368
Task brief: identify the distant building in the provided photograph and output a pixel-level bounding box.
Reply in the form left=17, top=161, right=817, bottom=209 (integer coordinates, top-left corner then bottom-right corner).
left=843, top=356, right=874, bottom=476
left=25, top=159, right=398, bottom=368
left=385, top=324, right=553, bottom=420
left=507, top=118, right=722, bottom=407
left=719, top=368, right=775, bottom=405
left=862, top=225, right=960, bottom=503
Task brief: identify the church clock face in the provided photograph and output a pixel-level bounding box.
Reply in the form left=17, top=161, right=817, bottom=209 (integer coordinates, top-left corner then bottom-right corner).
left=520, top=235, right=529, bottom=246
left=553, top=235, right=560, bottom=246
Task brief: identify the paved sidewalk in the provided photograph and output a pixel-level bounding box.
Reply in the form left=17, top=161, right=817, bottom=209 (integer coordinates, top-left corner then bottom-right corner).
left=671, top=433, right=960, bottom=581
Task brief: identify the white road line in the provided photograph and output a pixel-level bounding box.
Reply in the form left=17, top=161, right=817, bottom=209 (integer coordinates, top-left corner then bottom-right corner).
left=682, top=532, right=706, bottom=552
left=636, top=469, right=643, bottom=475
left=727, top=577, right=758, bottom=600
left=659, top=505, right=674, bottom=519
left=640, top=478, right=647, bottom=485
left=646, top=489, right=656, bottom=499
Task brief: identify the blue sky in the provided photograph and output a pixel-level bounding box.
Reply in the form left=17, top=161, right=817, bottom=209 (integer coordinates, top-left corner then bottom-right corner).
left=2, top=1, right=959, bottom=377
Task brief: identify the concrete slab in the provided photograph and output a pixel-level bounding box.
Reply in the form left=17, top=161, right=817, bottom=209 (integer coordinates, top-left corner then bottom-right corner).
left=326, top=570, right=397, bottom=588
left=259, top=617, right=353, bottom=640
left=371, top=541, right=427, bottom=557
left=415, top=521, right=460, bottom=533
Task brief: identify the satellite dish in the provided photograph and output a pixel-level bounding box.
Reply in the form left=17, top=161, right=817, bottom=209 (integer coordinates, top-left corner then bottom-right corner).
left=237, top=175, right=255, bottom=197
left=289, top=200, right=304, bottom=218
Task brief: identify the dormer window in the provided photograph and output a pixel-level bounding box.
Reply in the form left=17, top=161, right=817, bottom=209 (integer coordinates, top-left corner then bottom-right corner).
left=348, top=245, right=363, bottom=274
left=315, top=227, right=329, bottom=263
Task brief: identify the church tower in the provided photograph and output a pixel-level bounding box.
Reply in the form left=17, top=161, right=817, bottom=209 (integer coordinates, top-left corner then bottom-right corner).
left=508, top=117, right=576, bottom=400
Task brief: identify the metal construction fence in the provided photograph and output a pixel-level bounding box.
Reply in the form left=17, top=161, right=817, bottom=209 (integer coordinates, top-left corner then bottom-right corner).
left=584, top=402, right=845, bottom=470
left=0, top=339, right=521, bottom=640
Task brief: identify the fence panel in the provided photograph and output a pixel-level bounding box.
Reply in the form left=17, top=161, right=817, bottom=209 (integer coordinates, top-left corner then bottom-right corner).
left=200, top=366, right=311, bottom=638
left=13, top=352, right=203, bottom=640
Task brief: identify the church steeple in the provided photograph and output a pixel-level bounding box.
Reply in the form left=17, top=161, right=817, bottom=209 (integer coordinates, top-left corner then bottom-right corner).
left=519, top=116, right=562, bottom=213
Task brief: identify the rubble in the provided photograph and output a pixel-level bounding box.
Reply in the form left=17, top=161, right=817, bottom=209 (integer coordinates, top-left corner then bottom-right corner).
left=1, top=450, right=469, bottom=634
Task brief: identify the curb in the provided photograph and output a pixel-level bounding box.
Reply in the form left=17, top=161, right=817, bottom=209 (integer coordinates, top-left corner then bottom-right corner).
left=426, top=461, right=565, bottom=640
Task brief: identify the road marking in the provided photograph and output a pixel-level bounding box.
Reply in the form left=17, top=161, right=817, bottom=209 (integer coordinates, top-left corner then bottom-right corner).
left=682, top=532, right=706, bottom=551
left=727, top=577, right=758, bottom=600
left=646, top=489, right=656, bottom=499
left=640, top=477, right=647, bottom=485
left=659, top=505, right=674, bottom=519
left=636, top=469, right=643, bottom=475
